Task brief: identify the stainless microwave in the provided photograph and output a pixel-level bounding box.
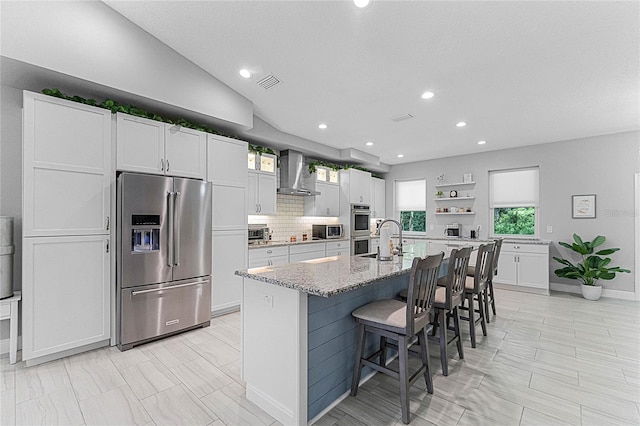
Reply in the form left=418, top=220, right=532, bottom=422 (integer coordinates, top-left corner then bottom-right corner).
left=248, top=224, right=269, bottom=244
left=312, top=224, right=344, bottom=239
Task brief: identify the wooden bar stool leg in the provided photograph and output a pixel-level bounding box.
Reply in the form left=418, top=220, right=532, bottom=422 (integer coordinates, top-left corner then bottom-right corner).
left=350, top=324, right=366, bottom=396
left=380, top=336, right=387, bottom=366
left=398, top=336, right=410, bottom=424
left=418, top=328, right=434, bottom=394
left=453, top=306, right=464, bottom=359
left=484, top=287, right=491, bottom=323
left=468, top=293, right=476, bottom=348
left=489, top=281, right=497, bottom=315
left=438, top=308, right=448, bottom=376
left=478, top=292, right=487, bottom=336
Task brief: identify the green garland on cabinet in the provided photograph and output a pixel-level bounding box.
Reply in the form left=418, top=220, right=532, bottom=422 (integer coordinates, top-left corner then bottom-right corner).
left=41, top=88, right=234, bottom=138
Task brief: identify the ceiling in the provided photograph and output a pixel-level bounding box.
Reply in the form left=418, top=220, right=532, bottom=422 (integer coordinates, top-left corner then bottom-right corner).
left=105, top=1, right=639, bottom=166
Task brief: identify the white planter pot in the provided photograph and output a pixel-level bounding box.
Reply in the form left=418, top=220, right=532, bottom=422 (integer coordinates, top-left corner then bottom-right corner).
left=581, top=284, right=602, bottom=301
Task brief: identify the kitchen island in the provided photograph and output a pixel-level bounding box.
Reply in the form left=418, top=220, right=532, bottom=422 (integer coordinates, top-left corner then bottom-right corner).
left=235, top=242, right=452, bottom=425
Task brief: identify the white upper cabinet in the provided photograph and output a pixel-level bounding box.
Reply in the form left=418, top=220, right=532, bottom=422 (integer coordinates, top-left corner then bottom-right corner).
left=207, top=135, right=248, bottom=186
left=247, top=151, right=277, bottom=215
left=116, top=113, right=206, bottom=179
left=208, top=135, right=248, bottom=230
left=247, top=171, right=277, bottom=215
left=304, top=170, right=340, bottom=217
left=371, top=177, right=386, bottom=218
left=304, top=181, right=340, bottom=217
left=341, top=169, right=371, bottom=205
left=23, top=92, right=111, bottom=237
left=116, top=114, right=164, bottom=175
left=164, top=125, right=207, bottom=179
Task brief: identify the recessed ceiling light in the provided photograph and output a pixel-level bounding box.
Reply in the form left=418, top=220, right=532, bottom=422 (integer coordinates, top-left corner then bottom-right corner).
left=239, top=69, right=251, bottom=79
left=456, top=121, right=467, bottom=127
left=318, top=123, right=328, bottom=129
left=365, top=141, right=374, bottom=146
left=477, top=140, right=487, bottom=145
left=397, top=154, right=404, bottom=158
left=421, top=91, right=434, bottom=99
left=354, top=0, right=371, bottom=8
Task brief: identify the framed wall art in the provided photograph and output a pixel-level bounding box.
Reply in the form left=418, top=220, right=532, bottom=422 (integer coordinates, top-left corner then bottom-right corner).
left=572, top=194, right=596, bottom=219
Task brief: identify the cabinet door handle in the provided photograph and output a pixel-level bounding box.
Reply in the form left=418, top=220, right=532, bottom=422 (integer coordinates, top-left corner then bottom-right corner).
left=160, top=159, right=165, bottom=171
left=106, top=239, right=110, bottom=253
left=105, top=216, right=110, bottom=231
left=267, top=250, right=272, bottom=254
left=255, top=204, right=259, bottom=213
left=166, top=160, right=170, bottom=172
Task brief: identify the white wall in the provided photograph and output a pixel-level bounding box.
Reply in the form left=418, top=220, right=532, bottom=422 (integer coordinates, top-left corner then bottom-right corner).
left=0, top=1, right=253, bottom=128
left=385, top=131, right=640, bottom=293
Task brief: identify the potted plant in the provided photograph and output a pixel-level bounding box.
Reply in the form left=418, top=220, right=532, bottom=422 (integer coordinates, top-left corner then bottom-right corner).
left=553, top=233, right=630, bottom=300
left=436, top=191, right=443, bottom=198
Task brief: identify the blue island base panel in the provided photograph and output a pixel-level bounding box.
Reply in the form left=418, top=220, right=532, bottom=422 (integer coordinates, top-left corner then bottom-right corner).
left=307, top=274, right=408, bottom=420
left=306, top=261, right=448, bottom=421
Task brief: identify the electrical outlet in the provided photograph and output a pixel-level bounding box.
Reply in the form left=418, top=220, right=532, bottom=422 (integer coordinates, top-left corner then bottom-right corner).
left=262, top=294, right=273, bottom=307
left=429, top=224, right=434, bottom=230
left=547, top=226, right=553, bottom=233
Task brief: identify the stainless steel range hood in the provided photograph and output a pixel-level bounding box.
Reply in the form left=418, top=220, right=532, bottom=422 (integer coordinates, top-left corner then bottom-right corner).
left=277, top=150, right=320, bottom=196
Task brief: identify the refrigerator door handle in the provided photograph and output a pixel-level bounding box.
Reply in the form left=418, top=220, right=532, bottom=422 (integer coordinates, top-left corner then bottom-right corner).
left=167, top=191, right=174, bottom=267
left=174, top=191, right=181, bottom=266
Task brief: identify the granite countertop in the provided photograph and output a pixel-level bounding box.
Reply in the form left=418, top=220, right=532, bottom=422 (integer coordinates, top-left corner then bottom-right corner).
left=236, top=242, right=452, bottom=297
left=248, top=237, right=350, bottom=250
left=371, top=234, right=550, bottom=245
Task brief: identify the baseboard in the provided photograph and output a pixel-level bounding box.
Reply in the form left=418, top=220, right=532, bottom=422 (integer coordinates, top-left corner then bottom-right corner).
left=211, top=303, right=240, bottom=318
left=493, top=282, right=549, bottom=296
left=550, top=282, right=637, bottom=301
left=246, top=383, right=297, bottom=425
left=25, top=339, right=110, bottom=367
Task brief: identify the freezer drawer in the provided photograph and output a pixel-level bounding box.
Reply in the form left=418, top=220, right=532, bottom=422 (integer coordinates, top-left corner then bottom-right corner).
left=119, top=277, right=211, bottom=350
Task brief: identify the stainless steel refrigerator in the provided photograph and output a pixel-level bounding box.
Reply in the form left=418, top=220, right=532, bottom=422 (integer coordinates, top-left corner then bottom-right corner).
left=116, top=173, right=212, bottom=351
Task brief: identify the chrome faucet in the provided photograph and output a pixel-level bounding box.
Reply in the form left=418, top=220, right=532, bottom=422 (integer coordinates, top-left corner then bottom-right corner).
left=378, top=219, right=403, bottom=256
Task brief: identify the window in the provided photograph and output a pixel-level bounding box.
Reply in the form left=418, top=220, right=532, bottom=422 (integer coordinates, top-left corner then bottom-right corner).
left=489, top=167, right=539, bottom=236
left=395, top=179, right=426, bottom=232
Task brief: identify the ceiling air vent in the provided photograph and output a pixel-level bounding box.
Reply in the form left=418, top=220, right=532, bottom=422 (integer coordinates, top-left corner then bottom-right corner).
left=257, top=74, right=281, bottom=90
left=391, top=113, right=414, bottom=122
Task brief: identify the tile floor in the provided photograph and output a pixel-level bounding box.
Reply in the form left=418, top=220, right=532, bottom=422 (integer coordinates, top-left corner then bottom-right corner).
left=1, top=288, right=639, bottom=425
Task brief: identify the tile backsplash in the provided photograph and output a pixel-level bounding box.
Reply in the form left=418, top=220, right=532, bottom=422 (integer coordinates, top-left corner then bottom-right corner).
left=248, top=194, right=339, bottom=242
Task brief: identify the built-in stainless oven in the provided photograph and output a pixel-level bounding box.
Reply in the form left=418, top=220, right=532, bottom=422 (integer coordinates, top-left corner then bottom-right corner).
left=351, top=205, right=371, bottom=237
left=351, top=236, right=370, bottom=256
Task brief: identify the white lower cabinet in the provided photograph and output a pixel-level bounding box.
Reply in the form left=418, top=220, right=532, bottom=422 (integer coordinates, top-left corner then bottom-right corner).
left=289, top=243, right=326, bottom=263
left=326, top=240, right=350, bottom=256
left=211, top=230, right=247, bottom=314
left=248, top=246, right=289, bottom=268
left=22, top=235, right=110, bottom=364
left=494, top=243, right=549, bottom=291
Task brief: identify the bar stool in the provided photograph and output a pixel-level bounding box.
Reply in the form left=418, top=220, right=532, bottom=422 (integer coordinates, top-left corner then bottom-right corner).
left=350, top=252, right=444, bottom=424
left=467, top=238, right=502, bottom=322
left=460, top=242, right=495, bottom=348
left=430, top=247, right=471, bottom=376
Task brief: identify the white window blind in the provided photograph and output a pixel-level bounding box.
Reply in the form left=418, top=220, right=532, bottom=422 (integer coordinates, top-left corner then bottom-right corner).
left=489, top=167, right=539, bottom=208
left=395, top=179, right=426, bottom=210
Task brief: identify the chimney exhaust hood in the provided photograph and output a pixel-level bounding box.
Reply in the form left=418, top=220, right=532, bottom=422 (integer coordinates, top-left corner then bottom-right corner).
left=277, top=150, right=320, bottom=196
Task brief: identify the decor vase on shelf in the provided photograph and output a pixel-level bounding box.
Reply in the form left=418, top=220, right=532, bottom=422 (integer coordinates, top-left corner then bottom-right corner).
left=553, top=233, right=630, bottom=301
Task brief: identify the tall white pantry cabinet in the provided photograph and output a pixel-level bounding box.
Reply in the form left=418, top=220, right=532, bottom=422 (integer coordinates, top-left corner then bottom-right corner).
left=207, top=135, right=248, bottom=315
left=22, top=92, right=112, bottom=365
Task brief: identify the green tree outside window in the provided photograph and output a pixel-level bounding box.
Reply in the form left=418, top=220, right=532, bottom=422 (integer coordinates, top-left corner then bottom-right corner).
left=400, top=211, right=426, bottom=232
left=494, top=207, right=535, bottom=235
